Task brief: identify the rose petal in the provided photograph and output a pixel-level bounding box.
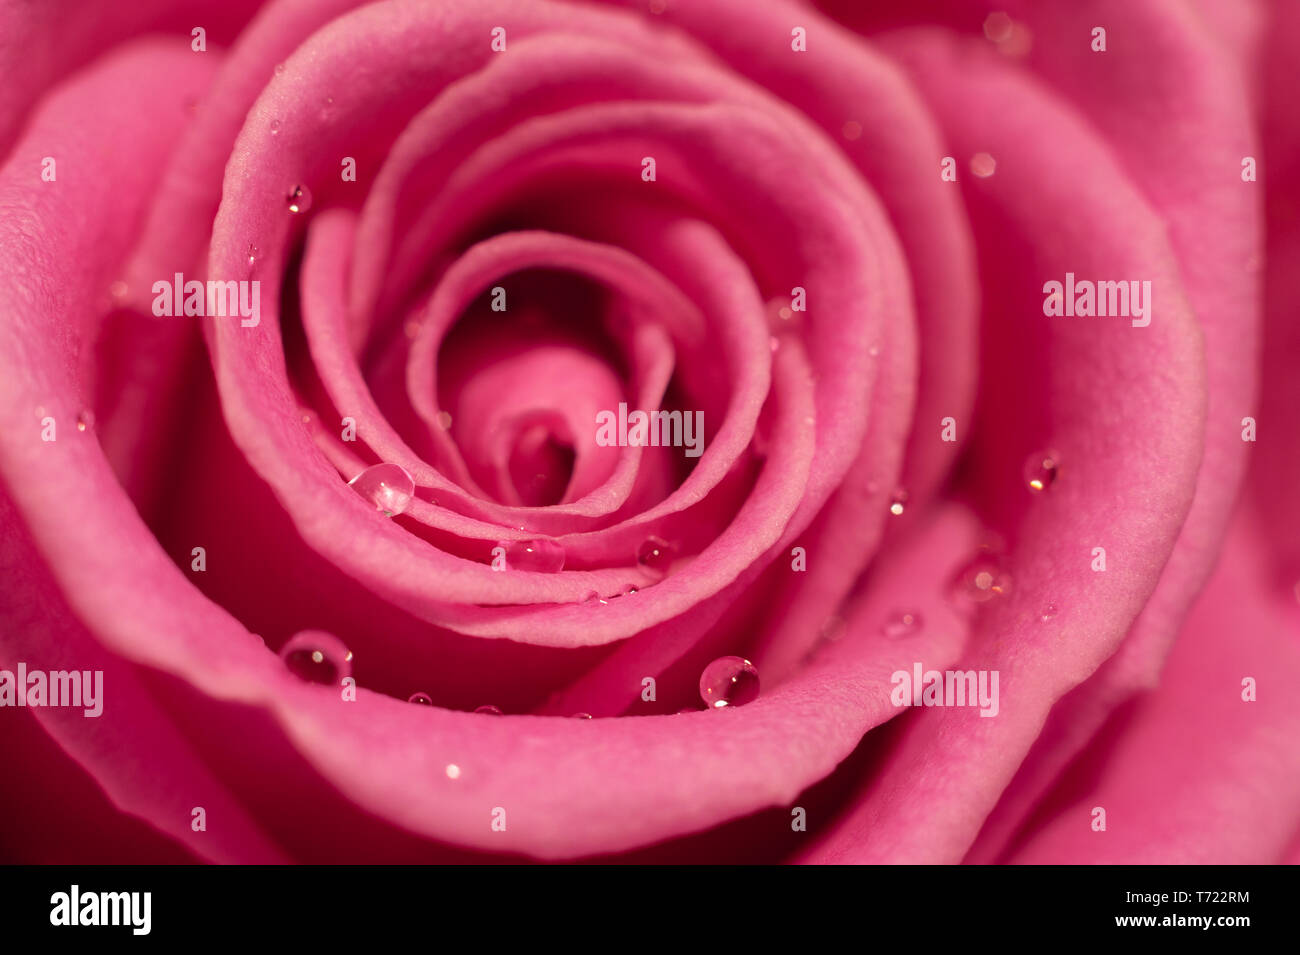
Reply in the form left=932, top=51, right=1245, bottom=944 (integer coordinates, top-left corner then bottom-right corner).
left=796, top=28, right=1207, bottom=863
left=999, top=514, right=1300, bottom=863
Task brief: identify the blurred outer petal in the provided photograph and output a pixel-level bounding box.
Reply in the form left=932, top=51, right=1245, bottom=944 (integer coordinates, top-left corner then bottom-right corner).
left=0, top=492, right=289, bottom=864
left=0, top=0, right=262, bottom=156
left=1026, top=0, right=1262, bottom=660
left=1248, top=0, right=1300, bottom=580
left=0, top=41, right=288, bottom=863
left=877, top=0, right=1262, bottom=862
left=119, top=0, right=379, bottom=311
left=797, top=30, right=1206, bottom=864
left=0, top=703, right=199, bottom=864
left=1001, top=512, right=1300, bottom=864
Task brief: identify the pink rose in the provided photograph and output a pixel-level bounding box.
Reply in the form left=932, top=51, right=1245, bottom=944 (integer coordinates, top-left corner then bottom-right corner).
left=1, top=0, right=1297, bottom=864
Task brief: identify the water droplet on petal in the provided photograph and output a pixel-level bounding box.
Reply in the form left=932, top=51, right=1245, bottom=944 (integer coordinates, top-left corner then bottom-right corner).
left=699, top=656, right=760, bottom=709
left=436, top=410, right=453, bottom=430
left=286, top=184, right=312, bottom=214
left=445, top=763, right=461, bottom=779
left=985, top=13, right=1032, bottom=56
left=882, top=610, right=923, bottom=638
left=571, top=712, right=593, bottom=719
left=983, top=11, right=1013, bottom=43
left=1039, top=604, right=1059, bottom=622
left=949, top=551, right=1013, bottom=609
left=1024, top=449, right=1061, bottom=493
left=970, top=152, right=997, bottom=178
left=273, top=62, right=285, bottom=76
left=498, top=539, right=565, bottom=573
left=280, top=630, right=353, bottom=685
left=474, top=704, right=503, bottom=716
left=246, top=244, right=258, bottom=267
left=408, top=692, right=433, bottom=705
left=888, top=489, right=908, bottom=516
left=636, top=536, right=675, bottom=576
left=765, top=295, right=801, bottom=334
left=581, top=590, right=608, bottom=606
left=348, top=463, right=415, bottom=516
left=269, top=118, right=281, bottom=136
left=76, top=410, right=94, bottom=432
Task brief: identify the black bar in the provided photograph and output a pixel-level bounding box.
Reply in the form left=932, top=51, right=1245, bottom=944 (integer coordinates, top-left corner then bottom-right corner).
left=0, top=864, right=1284, bottom=942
